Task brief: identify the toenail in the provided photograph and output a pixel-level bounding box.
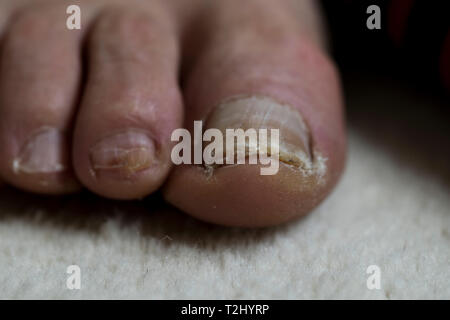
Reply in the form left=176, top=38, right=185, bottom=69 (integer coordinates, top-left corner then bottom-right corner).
left=206, top=95, right=314, bottom=168
left=13, top=127, right=67, bottom=174
left=89, top=129, right=156, bottom=178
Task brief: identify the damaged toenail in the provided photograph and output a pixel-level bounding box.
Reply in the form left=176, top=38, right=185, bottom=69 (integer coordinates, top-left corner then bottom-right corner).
left=13, top=127, right=67, bottom=174
left=206, top=95, right=326, bottom=176
left=89, top=129, right=156, bottom=178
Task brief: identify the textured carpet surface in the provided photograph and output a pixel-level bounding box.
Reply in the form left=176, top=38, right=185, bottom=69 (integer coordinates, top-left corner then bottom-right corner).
left=0, top=73, right=449, bottom=299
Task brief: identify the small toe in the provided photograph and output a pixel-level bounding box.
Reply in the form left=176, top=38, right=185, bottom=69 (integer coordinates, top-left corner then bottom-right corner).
left=0, top=4, right=84, bottom=194
left=72, top=4, right=183, bottom=199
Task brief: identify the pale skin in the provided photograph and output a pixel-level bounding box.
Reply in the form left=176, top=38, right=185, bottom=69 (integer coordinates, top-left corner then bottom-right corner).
left=0, top=0, right=346, bottom=227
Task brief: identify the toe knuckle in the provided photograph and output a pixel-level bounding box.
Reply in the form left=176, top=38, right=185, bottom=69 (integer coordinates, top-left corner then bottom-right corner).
left=8, top=10, right=52, bottom=42
left=95, top=4, right=169, bottom=40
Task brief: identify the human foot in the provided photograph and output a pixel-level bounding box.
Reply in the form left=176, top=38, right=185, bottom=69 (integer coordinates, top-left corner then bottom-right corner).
left=0, top=0, right=346, bottom=227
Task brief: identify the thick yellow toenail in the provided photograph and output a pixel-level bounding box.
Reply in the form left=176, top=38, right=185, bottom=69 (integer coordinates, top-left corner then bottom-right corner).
left=89, top=129, right=156, bottom=178
left=205, top=95, right=327, bottom=177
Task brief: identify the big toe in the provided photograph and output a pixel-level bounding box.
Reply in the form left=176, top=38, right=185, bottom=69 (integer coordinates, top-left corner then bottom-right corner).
left=164, top=0, right=346, bottom=227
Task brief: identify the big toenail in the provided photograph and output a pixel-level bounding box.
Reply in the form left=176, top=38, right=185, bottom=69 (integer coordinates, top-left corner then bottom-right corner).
left=206, top=96, right=316, bottom=171
left=13, top=127, right=67, bottom=174
left=89, top=129, right=156, bottom=178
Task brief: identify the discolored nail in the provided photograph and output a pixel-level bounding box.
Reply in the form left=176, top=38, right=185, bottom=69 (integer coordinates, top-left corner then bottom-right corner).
left=206, top=96, right=312, bottom=169
left=13, top=127, right=67, bottom=174
left=89, top=129, right=156, bottom=179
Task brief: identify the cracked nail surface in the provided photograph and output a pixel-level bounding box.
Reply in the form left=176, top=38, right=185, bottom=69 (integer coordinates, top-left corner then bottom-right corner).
left=206, top=96, right=315, bottom=170
left=13, top=127, right=67, bottom=174
left=89, top=129, right=155, bottom=178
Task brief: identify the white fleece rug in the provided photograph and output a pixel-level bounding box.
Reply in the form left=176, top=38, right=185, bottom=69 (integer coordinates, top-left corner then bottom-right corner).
left=0, top=72, right=449, bottom=299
